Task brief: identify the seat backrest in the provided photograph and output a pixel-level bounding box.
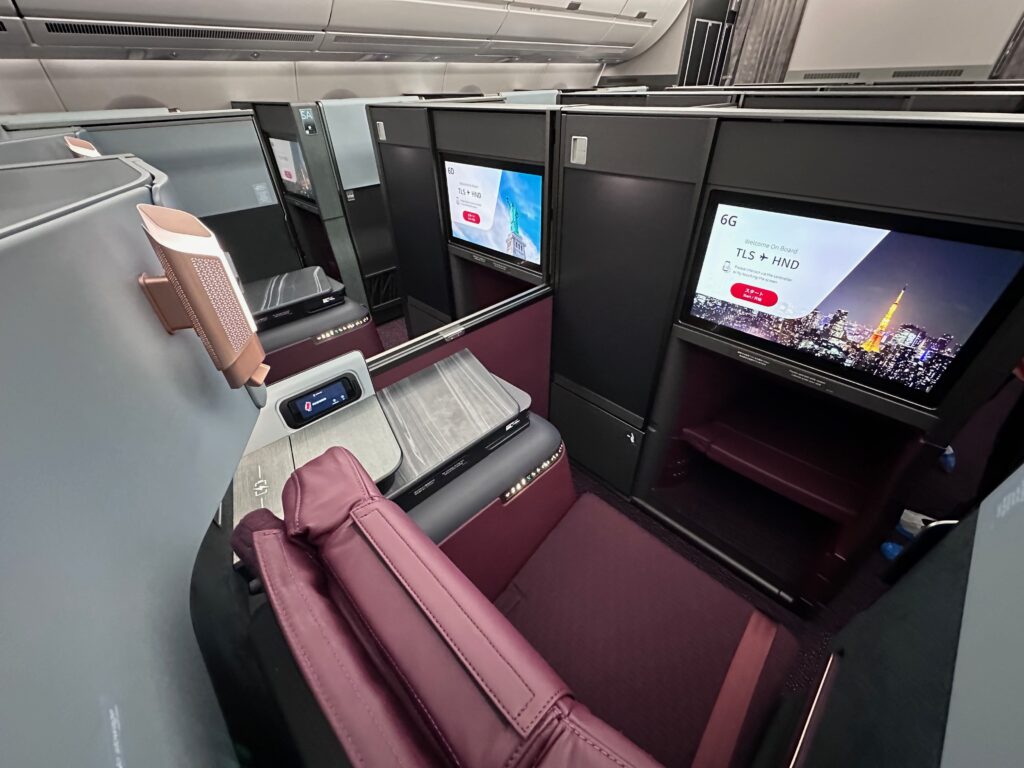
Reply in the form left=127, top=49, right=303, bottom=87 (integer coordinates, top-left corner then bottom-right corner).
left=234, top=447, right=663, bottom=767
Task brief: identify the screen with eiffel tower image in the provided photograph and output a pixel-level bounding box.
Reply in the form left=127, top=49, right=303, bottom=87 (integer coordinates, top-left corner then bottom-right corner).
left=687, top=195, right=1024, bottom=397
left=444, top=157, right=543, bottom=270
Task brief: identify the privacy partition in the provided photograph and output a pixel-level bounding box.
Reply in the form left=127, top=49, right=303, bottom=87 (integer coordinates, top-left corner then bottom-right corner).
left=0, top=155, right=260, bottom=766
left=70, top=110, right=305, bottom=283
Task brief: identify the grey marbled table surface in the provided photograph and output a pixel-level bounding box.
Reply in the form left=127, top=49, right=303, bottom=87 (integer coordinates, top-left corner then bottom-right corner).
left=232, top=349, right=526, bottom=530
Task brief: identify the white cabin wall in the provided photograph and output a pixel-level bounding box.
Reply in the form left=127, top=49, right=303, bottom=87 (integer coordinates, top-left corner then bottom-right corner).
left=441, top=63, right=602, bottom=93
left=38, top=60, right=299, bottom=111
left=0, top=60, right=64, bottom=112
left=786, top=0, right=1024, bottom=80
left=0, top=60, right=602, bottom=112
left=296, top=62, right=448, bottom=100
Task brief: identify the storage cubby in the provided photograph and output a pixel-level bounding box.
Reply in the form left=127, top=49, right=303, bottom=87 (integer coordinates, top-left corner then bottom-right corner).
left=639, top=342, right=925, bottom=606
left=450, top=253, right=534, bottom=318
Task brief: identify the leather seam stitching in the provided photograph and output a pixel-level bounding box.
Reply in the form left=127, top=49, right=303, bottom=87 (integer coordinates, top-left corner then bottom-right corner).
left=344, top=448, right=380, bottom=504
left=564, top=721, right=635, bottom=768
left=322, top=552, right=463, bottom=766
left=502, top=708, right=559, bottom=768
left=354, top=505, right=538, bottom=731
left=258, top=530, right=413, bottom=768
left=368, top=507, right=538, bottom=716
left=288, top=463, right=304, bottom=537
left=523, top=688, right=566, bottom=733
left=502, top=733, right=532, bottom=768
left=254, top=531, right=368, bottom=768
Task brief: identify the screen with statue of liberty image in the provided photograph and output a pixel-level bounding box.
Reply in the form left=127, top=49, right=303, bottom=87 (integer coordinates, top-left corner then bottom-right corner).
left=684, top=192, right=1024, bottom=405
left=444, top=157, right=544, bottom=271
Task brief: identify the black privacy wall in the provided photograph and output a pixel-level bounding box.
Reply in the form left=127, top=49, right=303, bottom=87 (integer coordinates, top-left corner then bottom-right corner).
left=551, top=113, right=715, bottom=492
left=371, top=104, right=455, bottom=337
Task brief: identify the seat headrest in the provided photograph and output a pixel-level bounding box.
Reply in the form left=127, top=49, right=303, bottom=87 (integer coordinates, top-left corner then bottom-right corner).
left=284, top=446, right=382, bottom=545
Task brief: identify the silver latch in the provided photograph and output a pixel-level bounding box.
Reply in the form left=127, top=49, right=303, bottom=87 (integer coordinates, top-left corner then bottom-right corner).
left=441, top=324, right=465, bottom=342
left=376, top=121, right=387, bottom=141
left=570, top=135, right=588, bottom=165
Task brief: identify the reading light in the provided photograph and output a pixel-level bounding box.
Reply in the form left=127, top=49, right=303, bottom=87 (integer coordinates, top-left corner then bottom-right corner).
left=137, top=204, right=269, bottom=389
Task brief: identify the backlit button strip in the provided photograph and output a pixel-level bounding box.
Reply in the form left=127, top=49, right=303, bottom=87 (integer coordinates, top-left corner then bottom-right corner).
left=314, top=315, right=371, bottom=343
left=502, top=443, right=565, bottom=502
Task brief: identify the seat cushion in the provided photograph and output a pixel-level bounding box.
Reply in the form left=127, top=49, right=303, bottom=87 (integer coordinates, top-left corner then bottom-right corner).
left=496, top=493, right=798, bottom=767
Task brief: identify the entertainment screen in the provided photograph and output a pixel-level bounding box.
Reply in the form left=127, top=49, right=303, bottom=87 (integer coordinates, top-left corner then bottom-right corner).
left=269, top=137, right=315, bottom=200
left=443, top=156, right=544, bottom=271
left=685, top=193, right=1024, bottom=405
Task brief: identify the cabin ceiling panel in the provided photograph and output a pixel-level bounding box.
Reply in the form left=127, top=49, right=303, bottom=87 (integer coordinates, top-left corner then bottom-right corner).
left=41, top=59, right=297, bottom=110
left=14, top=0, right=333, bottom=29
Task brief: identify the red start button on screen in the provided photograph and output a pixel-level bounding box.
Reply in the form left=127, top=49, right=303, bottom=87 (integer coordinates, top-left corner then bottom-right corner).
left=730, top=283, right=779, bottom=307
left=462, top=211, right=481, bottom=224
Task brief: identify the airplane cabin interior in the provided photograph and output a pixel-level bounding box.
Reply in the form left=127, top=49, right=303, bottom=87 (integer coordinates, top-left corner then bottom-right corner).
left=4, top=1, right=1024, bottom=766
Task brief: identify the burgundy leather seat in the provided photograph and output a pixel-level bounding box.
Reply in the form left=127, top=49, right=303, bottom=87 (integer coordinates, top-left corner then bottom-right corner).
left=233, top=447, right=796, bottom=767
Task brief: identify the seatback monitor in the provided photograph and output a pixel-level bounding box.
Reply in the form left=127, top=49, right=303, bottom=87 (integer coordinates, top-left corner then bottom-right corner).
left=684, top=193, right=1024, bottom=407
left=269, top=137, right=315, bottom=200
left=443, top=155, right=544, bottom=272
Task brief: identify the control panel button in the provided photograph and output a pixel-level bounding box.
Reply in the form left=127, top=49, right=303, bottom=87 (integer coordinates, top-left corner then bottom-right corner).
left=730, top=283, right=779, bottom=307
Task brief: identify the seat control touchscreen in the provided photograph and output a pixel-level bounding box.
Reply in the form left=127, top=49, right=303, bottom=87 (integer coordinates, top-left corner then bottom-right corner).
left=280, top=374, right=361, bottom=428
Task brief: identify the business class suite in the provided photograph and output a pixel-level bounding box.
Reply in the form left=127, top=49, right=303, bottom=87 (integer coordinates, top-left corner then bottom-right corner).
left=3, top=1, right=1024, bottom=766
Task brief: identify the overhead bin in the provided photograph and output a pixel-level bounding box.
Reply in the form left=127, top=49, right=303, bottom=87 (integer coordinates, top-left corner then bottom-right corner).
left=321, top=32, right=489, bottom=56
left=15, top=0, right=333, bottom=30
left=486, top=38, right=630, bottom=60
left=619, top=0, right=673, bottom=21
left=14, top=0, right=686, bottom=62
left=615, top=0, right=678, bottom=52
left=328, top=0, right=507, bottom=38
left=500, top=6, right=617, bottom=44
left=0, top=15, right=30, bottom=48
left=602, top=16, right=658, bottom=46
left=514, top=0, right=626, bottom=11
